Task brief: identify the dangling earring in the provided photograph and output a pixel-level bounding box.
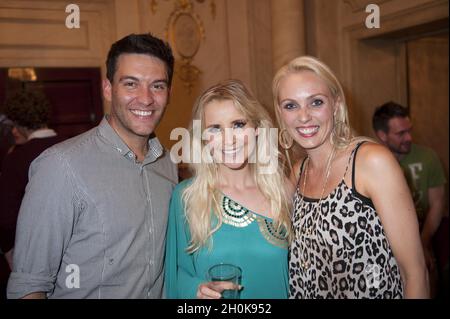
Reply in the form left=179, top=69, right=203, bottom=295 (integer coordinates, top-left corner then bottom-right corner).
left=279, top=128, right=293, bottom=149
left=279, top=128, right=294, bottom=177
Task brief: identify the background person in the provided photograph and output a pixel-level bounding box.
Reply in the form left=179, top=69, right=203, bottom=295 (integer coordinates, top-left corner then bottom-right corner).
left=372, top=101, right=447, bottom=297
left=0, top=89, right=64, bottom=298
left=0, top=114, right=28, bottom=172
left=0, top=114, right=14, bottom=168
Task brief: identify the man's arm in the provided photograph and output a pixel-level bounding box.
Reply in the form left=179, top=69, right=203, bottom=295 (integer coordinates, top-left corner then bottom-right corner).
left=7, top=149, right=79, bottom=299
left=421, top=185, right=445, bottom=269
left=6, top=248, right=48, bottom=299
left=22, top=292, right=46, bottom=299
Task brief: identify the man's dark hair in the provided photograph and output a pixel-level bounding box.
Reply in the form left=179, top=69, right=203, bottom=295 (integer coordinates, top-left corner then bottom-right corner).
left=372, top=101, right=410, bottom=133
left=106, top=33, right=174, bottom=86
left=2, top=89, right=51, bottom=130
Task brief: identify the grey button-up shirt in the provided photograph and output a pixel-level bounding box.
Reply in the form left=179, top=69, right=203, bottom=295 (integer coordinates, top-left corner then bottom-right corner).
left=7, top=117, right=178, bottom=298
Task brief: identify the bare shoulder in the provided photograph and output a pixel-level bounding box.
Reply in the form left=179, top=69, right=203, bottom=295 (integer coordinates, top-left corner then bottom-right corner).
left=351, top=141, right=403, bottom=196
left=354, top=141, right=400, bottom=178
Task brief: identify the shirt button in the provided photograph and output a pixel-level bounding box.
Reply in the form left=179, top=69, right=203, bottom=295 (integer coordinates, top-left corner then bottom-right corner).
left=148, top=228, right=153, bottom=234
left=109, top=258, right=114, bottom=265
left=149, top=260, right=154, bottom=266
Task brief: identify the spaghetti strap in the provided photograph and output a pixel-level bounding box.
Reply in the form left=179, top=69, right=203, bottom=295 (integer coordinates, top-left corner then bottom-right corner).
left=342, top=150, right=353, bottom=180
left=343, top=141, right=367, bottom=182
left=351, top=141, right=367, bottom=190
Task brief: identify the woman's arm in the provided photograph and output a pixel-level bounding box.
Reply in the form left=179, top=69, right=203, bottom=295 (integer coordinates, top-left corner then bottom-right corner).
left=164, top=184, right=203, bottom=299
left=356, top=143, right=429, bottom=298
left=165, top=184, right=240, bottom=299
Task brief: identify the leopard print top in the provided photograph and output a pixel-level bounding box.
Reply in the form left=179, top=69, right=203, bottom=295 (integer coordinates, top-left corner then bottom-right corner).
left=289, top=142, right=404, bottom=299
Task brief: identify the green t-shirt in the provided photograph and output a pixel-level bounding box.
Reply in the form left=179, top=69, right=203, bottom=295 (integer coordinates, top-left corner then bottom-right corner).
left=399, top=144, right=446, bottom=221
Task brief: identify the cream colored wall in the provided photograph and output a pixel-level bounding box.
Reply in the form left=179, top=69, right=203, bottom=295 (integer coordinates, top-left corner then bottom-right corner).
left=0, top=0, right=115, bottom=73
left=302, top=0, right=448, bottom=137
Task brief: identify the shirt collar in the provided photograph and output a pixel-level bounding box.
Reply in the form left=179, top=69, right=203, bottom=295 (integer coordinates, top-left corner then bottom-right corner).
left=28, top=128, right=57, bottom=140
left=97, top=116, right=164, bottom=164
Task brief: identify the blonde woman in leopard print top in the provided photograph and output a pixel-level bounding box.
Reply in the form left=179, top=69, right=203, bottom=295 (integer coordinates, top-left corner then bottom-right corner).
left=272, top=56, right=428, bottom=299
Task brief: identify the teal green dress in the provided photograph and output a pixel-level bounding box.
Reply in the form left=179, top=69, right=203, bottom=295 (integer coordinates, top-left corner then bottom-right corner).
left=164, top=179, right=289, bottom=299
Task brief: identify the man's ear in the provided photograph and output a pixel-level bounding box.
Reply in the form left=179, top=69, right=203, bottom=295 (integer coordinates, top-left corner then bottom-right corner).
left=375, top=130, right=388, bottom=143
left=102, top=78, right=112, bottom=103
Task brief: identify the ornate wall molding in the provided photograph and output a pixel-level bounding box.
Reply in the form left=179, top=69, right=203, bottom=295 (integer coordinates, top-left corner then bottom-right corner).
left=150, top=0, right=216, bottom=92
left=151, top=0, right=216, bottom=19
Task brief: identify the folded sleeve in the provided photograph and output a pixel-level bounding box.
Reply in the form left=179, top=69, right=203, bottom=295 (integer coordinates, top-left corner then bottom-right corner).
left=164, top=181, right=203, bottom=299
left=7, top=149, right=81, bottom=299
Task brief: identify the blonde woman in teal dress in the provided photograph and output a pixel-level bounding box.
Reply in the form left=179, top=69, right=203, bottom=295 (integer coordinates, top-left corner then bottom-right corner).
left=165, top=79, right=292, bottom=299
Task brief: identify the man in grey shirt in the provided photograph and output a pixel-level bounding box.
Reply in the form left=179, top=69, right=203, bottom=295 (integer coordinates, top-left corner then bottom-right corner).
left=7, top=33, right=178, bottom=298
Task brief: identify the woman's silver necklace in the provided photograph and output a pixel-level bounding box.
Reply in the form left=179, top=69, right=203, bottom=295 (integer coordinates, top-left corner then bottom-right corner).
left=298, top=147, right=336, bottom=237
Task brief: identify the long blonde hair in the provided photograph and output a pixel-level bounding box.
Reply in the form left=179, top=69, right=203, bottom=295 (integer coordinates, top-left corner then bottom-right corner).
left=272, top=56, right=353, bottom=149
left=183, top=79, right=292, bottom=253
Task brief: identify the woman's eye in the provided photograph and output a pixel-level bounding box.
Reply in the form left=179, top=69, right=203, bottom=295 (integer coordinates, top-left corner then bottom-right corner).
left=311, top=99, right=323, bottom=107
left=207, top=126, right=221, bottom=133
left=233, top=121, right=247, bottom=129
left=282, top=102, right=296, bottom=110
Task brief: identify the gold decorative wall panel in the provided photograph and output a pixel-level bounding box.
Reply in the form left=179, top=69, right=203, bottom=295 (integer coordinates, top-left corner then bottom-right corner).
left=150, top=0, right=216, bottom=93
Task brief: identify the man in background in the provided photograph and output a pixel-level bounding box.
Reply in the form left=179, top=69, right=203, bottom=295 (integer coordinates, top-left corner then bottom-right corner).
left=372, top=101, right=447, bottom=297
left=0, top=89, right=64, bottom=297
left=0, top=113, right=14, bottom=169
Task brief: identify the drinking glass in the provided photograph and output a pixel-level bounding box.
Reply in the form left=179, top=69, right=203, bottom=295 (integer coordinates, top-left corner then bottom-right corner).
left=207, top=263, right=242, bottom=299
